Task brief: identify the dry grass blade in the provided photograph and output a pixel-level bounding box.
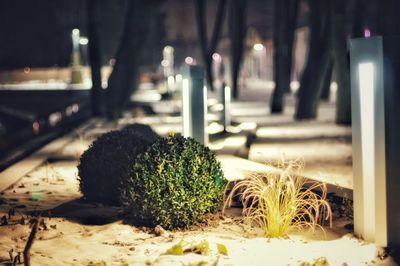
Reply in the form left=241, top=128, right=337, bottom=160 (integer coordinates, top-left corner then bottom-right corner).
left=224, top=159, right=332, bottom=238
left=23, top=218, right=39, bottom=266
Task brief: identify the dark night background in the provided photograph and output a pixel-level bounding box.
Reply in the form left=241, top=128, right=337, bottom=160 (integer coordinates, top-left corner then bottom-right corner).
left=0, top=0, right=126, bottom=68
left=0, top=0, right=398, bottom=69
left=0, top=0, right=281, bottom=69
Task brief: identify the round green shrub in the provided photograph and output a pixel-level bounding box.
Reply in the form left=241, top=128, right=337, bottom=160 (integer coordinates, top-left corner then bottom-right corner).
left=120, top=135, right=227, bottom=229
left=78, top=124, right=159, bottom=205
left=122, top=123, right=160, bottom=140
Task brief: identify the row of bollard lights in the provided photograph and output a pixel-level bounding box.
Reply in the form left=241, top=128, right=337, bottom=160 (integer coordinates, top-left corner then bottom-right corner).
left=164, top=66, right=231, bottom=146
left=161, top=46, right=231, bottom=146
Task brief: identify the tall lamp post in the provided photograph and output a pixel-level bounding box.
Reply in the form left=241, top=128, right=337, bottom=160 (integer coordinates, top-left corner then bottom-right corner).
left=350, top=36, right=400, bottom=247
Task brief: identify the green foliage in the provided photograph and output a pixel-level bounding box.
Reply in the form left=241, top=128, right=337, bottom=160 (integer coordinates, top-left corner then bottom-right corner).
left=121, top=135, right=226, bottom=229
left=78, top=124, right=159, bottom=205
left=225, top=160, right=332, bottom=238
left=122, top=123, right=160, bottom=140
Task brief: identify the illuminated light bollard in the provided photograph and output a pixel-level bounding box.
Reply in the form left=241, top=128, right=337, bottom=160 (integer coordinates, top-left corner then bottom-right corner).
left=70, top=28, right=83, bottom=84
left=221, top=84, right=231, bottom=131
left=350, top=36, right=400, bottom=247
left=167, top=76, right=175, bottom=96
left=163, top=46, right=174, bottom=95
left=181, top=65, right=208, bottom=145
left=175, top=74, right=183, bottom=97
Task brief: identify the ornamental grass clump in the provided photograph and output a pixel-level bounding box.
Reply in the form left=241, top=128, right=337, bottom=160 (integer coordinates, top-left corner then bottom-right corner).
left=78, top=124, right=159, bottom=205
left=120, top=135, right=226, bottom=229
left=224, top=160, right=332, bottom=238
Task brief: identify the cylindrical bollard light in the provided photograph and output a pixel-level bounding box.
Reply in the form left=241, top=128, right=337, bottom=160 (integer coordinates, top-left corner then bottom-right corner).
left=221, top=84, right=231, bottom=131
left=350, top=36, right=400, bottom=247
left=167, top=75, right=175, bottom=96
left=181, top=65, right=208, bottom=145
left=70, top=28, right=83, bottom=84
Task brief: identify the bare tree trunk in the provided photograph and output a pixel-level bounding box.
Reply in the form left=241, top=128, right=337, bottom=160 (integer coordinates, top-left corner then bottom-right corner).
left=23, top=218, right=38, bottom=266
left=106, top=0, right=152, bottom=119
left=352, top=0, right=366, bottom=38
left=194, top=0, right=227, bottom=91
left=209, top=0, right=226, bottom=54
left=270, top=0, right=299, bottom=113
left=194, top=0, right=209, bottom=86
left=320, top=59, right=333, bottom=101
left=86, top=0, right=104, bottom=116
left=295, top=0, right=331, bottom=120
left=332, top=0, right=351, bottom=125
left=228, top=0, right=247, bottom=99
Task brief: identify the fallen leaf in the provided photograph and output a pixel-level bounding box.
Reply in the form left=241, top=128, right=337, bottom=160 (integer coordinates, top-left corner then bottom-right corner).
left=165, top=241, right=184, bottom=255
left=217, top=243, right=228, bottom=255
left=313, top=257, right=328, bottom=266
left=185, top=240, right=210, bottom=255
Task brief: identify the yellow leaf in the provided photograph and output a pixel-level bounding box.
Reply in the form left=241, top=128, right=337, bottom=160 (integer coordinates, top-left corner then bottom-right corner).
left=313, top=257, right=328, bottom=266
left=185, top=240, right=210, bottom=255
left=165, top=241, right=184, bottom=255
left=216, top=243, right=228, bottom=255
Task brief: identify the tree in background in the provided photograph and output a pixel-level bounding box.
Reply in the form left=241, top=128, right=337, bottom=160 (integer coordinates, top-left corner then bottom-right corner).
left=194, top=0, right=227, bottom=91
left=270, top=0, right=298, bottom=113
left=334, top=0, right=400, bottom=124
left=228, top=0, right=247, bottom=99
left=86, top=0, right=104, bottom=116
left=295, top=0, right=332, bottom=120
left=331, top=0, right=351, bottom=125
left=320, top=0, right=363, bottom=104
left=319, top=60, right=333, bottom=101
left=106, top=1, right=156, bottom=119
left=142, top=3, right=167, bottom=72
left=294, top=0, right=375, bottom=125
left=351, top=0, right=366, bottom=38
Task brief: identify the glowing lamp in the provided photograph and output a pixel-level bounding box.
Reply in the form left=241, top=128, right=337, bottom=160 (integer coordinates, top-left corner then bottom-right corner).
left=222, top=85, right=231, bottom=131
left=71, top=28, right=80, bottom=53
left=32, top=121, right=40, bottom=134
left=212, top=53, right=222, bottom=63
left=350, top=36, right=400, bottom=247
left=185, top=57, right=194, bottom=65
left=79, top=37, right=89, bottom=45
left=253, top=43, right=264, bottom=51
